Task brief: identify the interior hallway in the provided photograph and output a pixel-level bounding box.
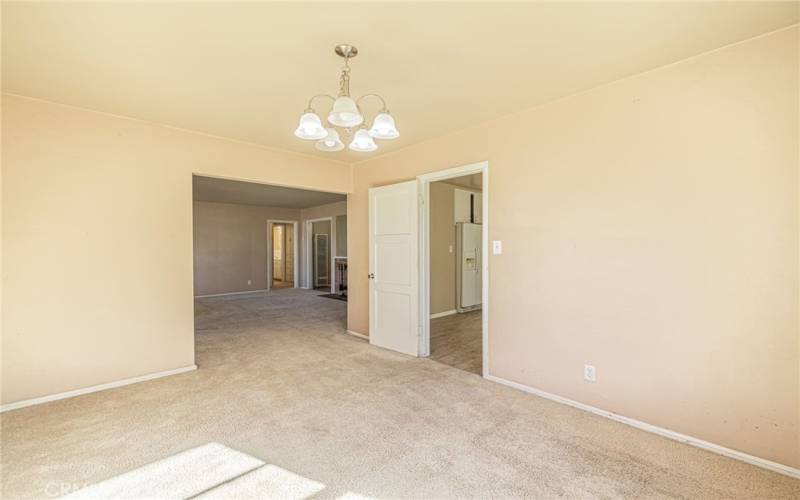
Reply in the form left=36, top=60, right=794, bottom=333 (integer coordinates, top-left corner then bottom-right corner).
left=1, top=290, right=796, bottom=499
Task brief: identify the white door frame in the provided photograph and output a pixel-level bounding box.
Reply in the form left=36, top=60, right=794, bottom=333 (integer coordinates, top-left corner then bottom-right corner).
left=417, top=161, right=489, bottom=377
left=266, top=220, right=299, bottom=290
left=305, top=216, right=336, bottom=293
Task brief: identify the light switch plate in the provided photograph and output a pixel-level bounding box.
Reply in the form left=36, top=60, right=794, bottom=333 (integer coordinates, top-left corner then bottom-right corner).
left=584, top=364, right=596, bottom=382
left=492, top=240, right=502, bottom=255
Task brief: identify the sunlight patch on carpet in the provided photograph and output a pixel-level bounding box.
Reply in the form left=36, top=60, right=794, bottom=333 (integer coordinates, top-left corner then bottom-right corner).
left=61, top=442, right=336, bottom=500
left=63, top=443, right=264, bottom=499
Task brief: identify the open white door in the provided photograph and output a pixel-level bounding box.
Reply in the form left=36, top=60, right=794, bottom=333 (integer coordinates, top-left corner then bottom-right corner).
left=368, top=180, right=419, bottom=356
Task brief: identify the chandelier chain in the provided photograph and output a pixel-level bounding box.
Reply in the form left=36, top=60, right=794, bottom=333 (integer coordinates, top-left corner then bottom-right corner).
left=339, top=59, right=351, bottom=97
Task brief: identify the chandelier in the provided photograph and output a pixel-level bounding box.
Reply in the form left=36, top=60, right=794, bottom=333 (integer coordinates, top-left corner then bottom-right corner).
left=294, top=44, right=399, bottom=153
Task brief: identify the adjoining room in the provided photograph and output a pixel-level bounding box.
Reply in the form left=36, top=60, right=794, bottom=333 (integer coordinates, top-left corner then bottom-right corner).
left=192, top=175, right=349, bottom=335
left=428, top=173, right=484, bottom=375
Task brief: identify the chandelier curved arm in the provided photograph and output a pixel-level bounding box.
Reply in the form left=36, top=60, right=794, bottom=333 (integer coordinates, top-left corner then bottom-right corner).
left=305, top=94, right=337, bottom=111
left=356, top=93, right=388, bottom=112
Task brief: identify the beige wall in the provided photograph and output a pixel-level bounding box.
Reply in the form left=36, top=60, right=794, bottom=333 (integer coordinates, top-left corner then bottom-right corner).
left=192, top=201, right=300, bottom=296
left=430, top=182, right=457, bottom=315
left=335, top=214, right=347, bottom=257
left=347, top=28, right=800, bottom=467
left=1, top=95, right=349, bottom=405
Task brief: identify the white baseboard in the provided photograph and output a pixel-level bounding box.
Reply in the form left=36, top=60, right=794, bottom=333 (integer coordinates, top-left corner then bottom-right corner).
left=430, top=309, right=457, bottom=319
left=0, top=365, right=198, bottom=413
left=345, top=330, right=369, bottom=340
left=195, top=289, right=266, bottom=298
left=484, top=374, right=800, bottom=479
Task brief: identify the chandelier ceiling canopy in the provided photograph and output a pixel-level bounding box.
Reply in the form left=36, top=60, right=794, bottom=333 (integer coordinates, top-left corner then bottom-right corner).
left=294, top=44, right=399, bottom=153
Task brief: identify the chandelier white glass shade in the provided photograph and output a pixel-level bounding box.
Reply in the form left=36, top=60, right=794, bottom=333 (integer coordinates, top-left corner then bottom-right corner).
left=294, top=112, right=327, bottom=140
left=349, top=129, right=378, bottom=152
left=328, top=96, right=363, bottom=128
left=368, top=112, right=399, bottom=139
left=316, top=128, right=344, bottom=152
left=295, top=44, right=399, bottom=153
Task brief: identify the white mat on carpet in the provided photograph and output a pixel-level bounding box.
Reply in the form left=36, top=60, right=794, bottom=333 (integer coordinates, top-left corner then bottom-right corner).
left=62, top=442, right=265, bottom=499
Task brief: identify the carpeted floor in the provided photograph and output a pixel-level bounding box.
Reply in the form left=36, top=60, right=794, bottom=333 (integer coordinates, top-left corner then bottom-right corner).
left=1, top=289, right=798, bottom=499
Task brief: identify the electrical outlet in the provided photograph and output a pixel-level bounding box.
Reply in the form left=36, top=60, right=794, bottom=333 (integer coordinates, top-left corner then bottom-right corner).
left=584, top=364, right=596, bottom=382
left=449, top=244, right=453, bottom=253
left=247, top=280, right=252, bottom=285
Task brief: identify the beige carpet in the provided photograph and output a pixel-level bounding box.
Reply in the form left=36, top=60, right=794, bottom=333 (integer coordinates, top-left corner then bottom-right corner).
left=1, top=289, right=798, bottom=499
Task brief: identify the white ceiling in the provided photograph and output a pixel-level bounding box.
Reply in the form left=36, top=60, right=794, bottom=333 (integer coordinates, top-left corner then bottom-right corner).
left=193, top=176, right=345, bottom=209
left=441, top=173, right=483, bottom=191
left=3, top=2, right=797, bottom=162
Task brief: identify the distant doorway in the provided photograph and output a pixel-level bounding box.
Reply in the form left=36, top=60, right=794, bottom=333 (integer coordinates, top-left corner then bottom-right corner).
left=267, top=220, right=299, bottom=290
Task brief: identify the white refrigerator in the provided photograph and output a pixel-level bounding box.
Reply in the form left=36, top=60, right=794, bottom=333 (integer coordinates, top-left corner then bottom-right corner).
left=456, top=222, right=482, bottom=312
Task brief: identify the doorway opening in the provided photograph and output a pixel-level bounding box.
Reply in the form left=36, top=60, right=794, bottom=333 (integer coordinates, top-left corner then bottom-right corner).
left=365, top=162, right=488, bottom=368
left=419, top=162, right=489, bottom=376
left=267, top=220, right=299, bottom=290
left=192, top=175, right=350, bottom=346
